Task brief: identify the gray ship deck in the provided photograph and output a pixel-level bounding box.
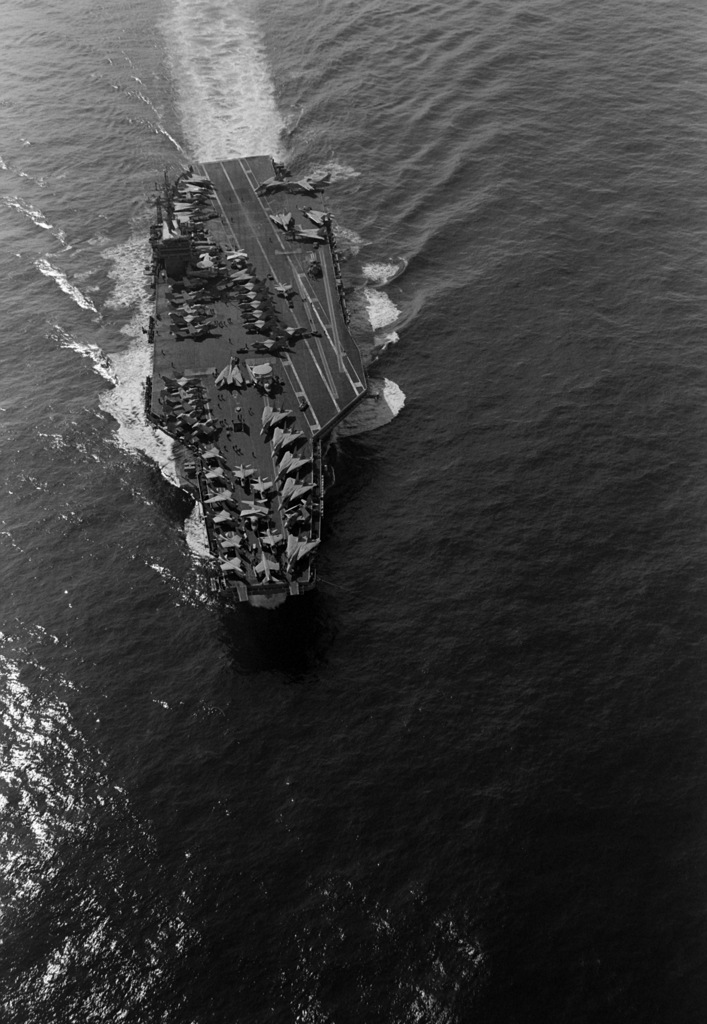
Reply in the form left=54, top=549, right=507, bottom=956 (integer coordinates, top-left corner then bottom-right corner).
left=147, top=156, right=366, bottom=603
left=150, top=156, right=366, bottom=444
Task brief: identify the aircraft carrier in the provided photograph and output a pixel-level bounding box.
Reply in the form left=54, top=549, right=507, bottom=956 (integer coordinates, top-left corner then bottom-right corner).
left=145, top=156, right=367, bottom=607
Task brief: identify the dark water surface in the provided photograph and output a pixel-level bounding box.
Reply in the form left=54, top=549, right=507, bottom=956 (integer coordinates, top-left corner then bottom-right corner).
left=1, top=0, right=707, bottom=1020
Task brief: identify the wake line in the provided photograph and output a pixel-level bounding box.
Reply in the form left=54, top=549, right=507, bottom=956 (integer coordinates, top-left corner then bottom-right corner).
left=97, top=235, right=181, bottom=487
left=51, top=325, right=115, bottom=383
left=4, top=195, right=71, bottom=248
left=35, top=259, right=99, bottom=314
left=153, top=123, right=187, bottom=155
left=3, top=195, right=53, bottom=231
left=163, top=0, right=283, bottom=161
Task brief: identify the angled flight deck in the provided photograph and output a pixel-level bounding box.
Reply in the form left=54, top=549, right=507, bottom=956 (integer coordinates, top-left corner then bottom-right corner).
left=147, top=156, right=367, bottom=605
left=201, top=156, right=367, bottom=435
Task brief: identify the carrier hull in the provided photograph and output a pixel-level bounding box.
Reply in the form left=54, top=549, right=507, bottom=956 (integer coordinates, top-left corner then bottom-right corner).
left=146, top=157, right=366, bottom=604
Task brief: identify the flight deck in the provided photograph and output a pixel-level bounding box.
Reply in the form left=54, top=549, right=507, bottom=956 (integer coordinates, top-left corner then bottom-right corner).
left=147, top=156, right=367, bottom=604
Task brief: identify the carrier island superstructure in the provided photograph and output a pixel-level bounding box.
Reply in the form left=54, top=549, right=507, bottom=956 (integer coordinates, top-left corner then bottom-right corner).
left=146, top=156, right=367, bottom=607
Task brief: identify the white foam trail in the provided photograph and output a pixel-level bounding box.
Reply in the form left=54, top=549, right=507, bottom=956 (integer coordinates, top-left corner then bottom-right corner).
left=361, top=261, right=403, bottom=348
left=3, top=194, right=70, bottom=248
left=338, top=265, right=407, bottom=434
left=308, top=161, right=361, bottom=182
left=163, top=0, right=284, bottom=160
left=363, top=261, right=397, bottom=286
left=97, top=239, right=225, bottom=576
left=334, top=225, right=365, bottom=255
left=98, top=236, right=213, bottom=584
left=0, top=156, right=7, bottom=171
left=98, top=235, right=181, bottom=484
left=363, top=259, right=407, bottom=287
left=184, top=503, right=210, bottom=559
left=382, top=377, right=405, bottom=416
left=35, top=258, right=99, bottom=314
left=363, top=287, right=400, bottom=346
left=127, top=78, right=188, bottom=153
left=335, top=377, right=405, bottom=437
left=155, top=123, right=187, bottom=154
left=363, top=285, right=400, bottom=328
left=102, top=234, right=152, bottom=312
left=100, top=335, right=181, bottom=487
left=2, top=195, right=52, bottom=231
left=149, top=559, right=207, bottom=606
left=52, top=324, right=115, bottom=383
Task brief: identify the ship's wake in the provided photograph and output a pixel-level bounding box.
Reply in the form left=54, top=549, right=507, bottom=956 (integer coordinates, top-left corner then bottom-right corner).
left=162, top=0, right=283, bottom=162
left=51, top=324, right=116, bottom=383
left=97, top=236, right=182, bottom=488
left=35, top=258, right=99, bottom=314
left=50, top=233, right=213, bottom=588
left=363, top=268, right=402, bottom=349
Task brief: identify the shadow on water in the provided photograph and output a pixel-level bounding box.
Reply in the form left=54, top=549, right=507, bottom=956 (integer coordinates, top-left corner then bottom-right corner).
left=141, top=463, right=196, bottom=523
left=326, top=432, right=384, bottom=506
left=215, top=587, right=336, bottom=679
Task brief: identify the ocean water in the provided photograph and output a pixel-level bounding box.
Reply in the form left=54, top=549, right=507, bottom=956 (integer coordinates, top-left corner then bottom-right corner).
left=2, top=0, right=707, bottom=1020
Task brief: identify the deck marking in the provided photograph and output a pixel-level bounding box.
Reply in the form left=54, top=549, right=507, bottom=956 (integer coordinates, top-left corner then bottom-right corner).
left=218, top=161, right=281, bottom=281
left=303, top=339, right=340, bottom=410
left=320, top=250, right=345, bottom=374
left=295, top=273, right=340, bottom=400
left=277, top=354, right=321, bottom=434
left=200, top=158, right=367, bottom=435
left=237, top=164, right=361, bottom=395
